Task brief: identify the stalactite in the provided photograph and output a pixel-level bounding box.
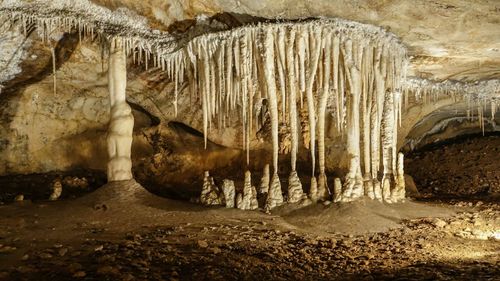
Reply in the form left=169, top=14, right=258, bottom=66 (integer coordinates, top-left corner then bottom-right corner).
left=50, top=46, right=56, bottom=96
left=305, top=28, right=322, bottom=177
left=262, top=28, right=280, bottom=177
left=286, top=29, right=299, bottom=172
left=317, top=34, right=331, bottom=201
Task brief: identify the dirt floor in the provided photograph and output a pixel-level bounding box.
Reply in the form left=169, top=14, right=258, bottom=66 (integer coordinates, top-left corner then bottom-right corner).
left=0, top=135, right=499, bottom=281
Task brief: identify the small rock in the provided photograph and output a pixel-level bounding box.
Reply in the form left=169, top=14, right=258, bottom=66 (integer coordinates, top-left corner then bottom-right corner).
left=58, top=248, right=68, bottom=256
left=431, top=218, right=447, bottom=228
left=73, top=271, right=86, bottom=278
left=197, top=240, right=208, bottom=248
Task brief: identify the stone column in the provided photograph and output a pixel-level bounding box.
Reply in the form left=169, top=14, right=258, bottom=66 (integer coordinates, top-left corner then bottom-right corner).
left=106, top=37, right=134, bottom=182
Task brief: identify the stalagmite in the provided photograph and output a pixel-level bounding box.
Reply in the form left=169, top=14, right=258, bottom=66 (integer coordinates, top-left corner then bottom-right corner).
left=106, top=37, right=134, bottom=182
left=265, top=174, right=284, bottom=212
left=391, top=152, right=406, bottom=202
left=236, top=171, right=258, bottom=210
left=373, top=180, right=383, bottom=202
left=287, top=171, right=306, bottom=203
left=259, top=164, right=270, bottom=194
left=309, top=177, right=318, bottom=203
left=381, top=178, right=392, bottom=203
left=221, top=179, right=236, bottom=208
left=200, top=171, right=223, bottom=206
left=364, top=179, right=375, bottom=200
left=333, top=178, right=342, bottom=203
left=49, top=180, right=63, bottom=201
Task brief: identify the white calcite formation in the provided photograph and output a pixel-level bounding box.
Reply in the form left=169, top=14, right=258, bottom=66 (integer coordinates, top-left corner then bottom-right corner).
left=309, top=177, right=318, bottom=203
left=106, top=38, right=134, bottom=182
left=317, top=173, right=329, bottom=201
left=221, top=179, right=236, bottom=208
left=200, top=171, right=222, bottom=206
left=391, top=152, right=406, bottom=202
left=332, top=178, right=342, bottom=203
left=265, top=173, right=283, bottom=211
left=49, top=180, right=63, bottom=201
left=287, top=171, right=305, bottom=203
left=259, top=164, right=270, bottom=194
left=236, top=171, right=258, bottom=210
left=373, top=180, right=383, bottom=202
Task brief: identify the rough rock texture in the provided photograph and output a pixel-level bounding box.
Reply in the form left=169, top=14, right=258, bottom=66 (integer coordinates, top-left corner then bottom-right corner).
left=221, top=179, right=235, bottom=208
left=236, top=171, right=258, bottom=210
left=200, top=171, right=222, bottom=206
left=49, top=180, right=62, bottom=201
left=258, top=164, right=270, bottom=194
left=265, top=174, right=283, bottom=211
left=287, top=171, right=305, bottom=203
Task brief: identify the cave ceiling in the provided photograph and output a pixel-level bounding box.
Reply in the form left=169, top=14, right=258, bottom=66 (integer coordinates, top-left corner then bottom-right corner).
left=90, top=0, right=500, bottom=82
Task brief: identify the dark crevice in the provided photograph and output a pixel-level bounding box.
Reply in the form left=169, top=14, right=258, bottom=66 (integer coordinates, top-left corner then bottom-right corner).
left=127, top=101, right=161, bottom=126
left=168, top=121, right=204, bottom=138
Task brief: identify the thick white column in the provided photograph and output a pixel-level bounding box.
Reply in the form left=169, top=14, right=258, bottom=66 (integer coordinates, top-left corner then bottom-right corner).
left=106, top=38, right=134, bottom=182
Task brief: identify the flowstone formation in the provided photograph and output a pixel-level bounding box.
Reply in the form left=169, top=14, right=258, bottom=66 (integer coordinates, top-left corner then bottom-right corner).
left=1, top=0, right=498, bottom=212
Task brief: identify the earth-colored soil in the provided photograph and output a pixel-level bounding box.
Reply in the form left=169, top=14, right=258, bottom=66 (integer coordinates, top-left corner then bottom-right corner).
left=0, top=135, right=499, bottom=281
left=405, top=133, right=500, bottom=197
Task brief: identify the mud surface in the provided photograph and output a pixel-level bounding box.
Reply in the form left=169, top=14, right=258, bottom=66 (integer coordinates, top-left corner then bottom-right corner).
left=0, top=135, right=499, bottom=280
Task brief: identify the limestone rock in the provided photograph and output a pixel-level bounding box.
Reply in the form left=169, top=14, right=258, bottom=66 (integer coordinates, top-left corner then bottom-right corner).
left=309, top=176, right=318, bottom=203
left=391, top=152, right=406, bottom=202
left=49, top=180, right=63, bottom=201
left=333, top=178, right=342, bottom=203
left=364, top=178, right=375, bottom=200
left=404, top=174, right=419, bottom=197
left=265, top=173, right=283, bottom=211
left=382, top=177, right=392, bottom=203
left=373, top=180, right=383, bottom=202
left=200, top=171, right=222, bottom=206
left=259, top=164, right=270, bottom=194
left=221, top=179, right=236, bottom=208
left=287, top=171, right=305, bottom=203
left=236, top=171, right=258, bottom=210
left=317, top=173, right=329, bottom=201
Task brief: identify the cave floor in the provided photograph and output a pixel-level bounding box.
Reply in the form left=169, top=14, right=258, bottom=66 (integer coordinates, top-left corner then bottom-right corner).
left=0, top=183, right=498, bottom=281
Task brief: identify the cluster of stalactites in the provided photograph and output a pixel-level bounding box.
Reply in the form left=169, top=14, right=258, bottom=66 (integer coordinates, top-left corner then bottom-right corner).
left=164, top=20, right=407, bottom=187
left=404, top=78, right=500, bottom=134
